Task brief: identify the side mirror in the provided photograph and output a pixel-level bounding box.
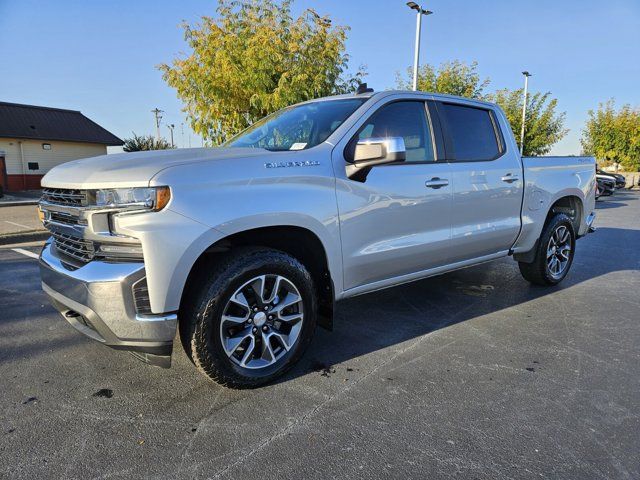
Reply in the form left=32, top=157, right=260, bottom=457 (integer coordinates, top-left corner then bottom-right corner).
left=353, top=137, right=406, bottom=168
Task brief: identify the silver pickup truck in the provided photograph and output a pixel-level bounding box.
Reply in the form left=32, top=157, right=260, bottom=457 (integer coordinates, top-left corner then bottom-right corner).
left=38, top=90, right=596, bottom=387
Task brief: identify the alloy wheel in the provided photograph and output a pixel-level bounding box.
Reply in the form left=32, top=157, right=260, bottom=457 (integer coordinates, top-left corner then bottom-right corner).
left=219, top=274, right=304, bottom=369
left=546, top=225, right=572, bottom=279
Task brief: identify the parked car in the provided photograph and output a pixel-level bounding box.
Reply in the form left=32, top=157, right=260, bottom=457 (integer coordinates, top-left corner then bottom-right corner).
left=597, top=169, right=625, bottom=188
left=37, top=90, right=597, bottom=387
left=595, top=180, right=603, bottom=199
left=596, top=174, right=616, bottom=197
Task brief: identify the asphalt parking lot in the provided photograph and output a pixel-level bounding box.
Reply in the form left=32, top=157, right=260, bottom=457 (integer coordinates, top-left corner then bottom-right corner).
left=1, top=191, right=639, bottom=479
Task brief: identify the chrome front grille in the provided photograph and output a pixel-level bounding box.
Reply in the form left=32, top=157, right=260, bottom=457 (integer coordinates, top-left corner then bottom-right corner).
left=41, top=189, right=144, bottom=265
left=42, top=188, right=88, bottom=206
left=49, top=211, right=84, bottom=226
left=49, top=230, right=144, bottom=265
left=51, top=231, right=95, bottom=263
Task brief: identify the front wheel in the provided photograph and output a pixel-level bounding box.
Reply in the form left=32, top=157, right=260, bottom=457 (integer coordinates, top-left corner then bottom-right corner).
left=518, top=213, right=576, bottom=286
left=183, top=248, right=317, bottom=388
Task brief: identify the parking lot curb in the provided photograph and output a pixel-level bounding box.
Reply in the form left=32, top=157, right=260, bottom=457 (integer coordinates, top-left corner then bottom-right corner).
left=0, top=230, right=49, bottom=246
left=0, top=200, right=39, bottom=207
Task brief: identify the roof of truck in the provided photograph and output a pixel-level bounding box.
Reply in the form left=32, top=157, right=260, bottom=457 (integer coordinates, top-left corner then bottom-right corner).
left=298, top=90, right=499, bottom=109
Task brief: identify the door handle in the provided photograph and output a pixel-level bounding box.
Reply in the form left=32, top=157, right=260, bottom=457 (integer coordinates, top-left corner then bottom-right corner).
left=501, top=173, right=520, bottom=183
left=425, top=177, right=449, bottom=189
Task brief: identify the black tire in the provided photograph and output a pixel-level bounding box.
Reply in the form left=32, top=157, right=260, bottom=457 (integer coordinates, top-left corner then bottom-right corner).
left=181, top=247, right=317, bottom=388
left=518, top=213, right=576, bottom=286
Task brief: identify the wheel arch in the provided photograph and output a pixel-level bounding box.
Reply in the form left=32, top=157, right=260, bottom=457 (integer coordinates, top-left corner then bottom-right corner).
left=179, top=225, right=336, bottom=332
left=514, top=193, right=583, bottom=263
left=544, top=194, right=583, bottom=234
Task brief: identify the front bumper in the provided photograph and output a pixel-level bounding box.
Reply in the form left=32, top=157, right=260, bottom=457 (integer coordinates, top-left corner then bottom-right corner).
left=39, top=240, right=177, bottom=367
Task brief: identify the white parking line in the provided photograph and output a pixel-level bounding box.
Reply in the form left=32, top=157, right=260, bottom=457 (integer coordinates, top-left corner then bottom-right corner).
left=4, top=220, right=32, bottom=229
left=11, top=248, right=39, bottom=259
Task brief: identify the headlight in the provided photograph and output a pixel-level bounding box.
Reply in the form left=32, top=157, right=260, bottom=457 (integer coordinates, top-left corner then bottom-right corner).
left=94, top=186, right=171, bottom=212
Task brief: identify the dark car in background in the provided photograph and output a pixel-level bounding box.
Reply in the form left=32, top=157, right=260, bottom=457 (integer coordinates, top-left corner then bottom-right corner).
left=596, top=174, right=616, bottom=198
left=597, top=169, right=626, bottom=188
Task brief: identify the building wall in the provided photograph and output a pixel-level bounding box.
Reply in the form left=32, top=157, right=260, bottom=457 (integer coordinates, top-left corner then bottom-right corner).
left=0, top=138, right=106, bottom=190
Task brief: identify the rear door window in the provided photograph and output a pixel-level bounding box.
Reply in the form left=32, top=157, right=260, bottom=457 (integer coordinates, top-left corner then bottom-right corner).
left=439, top=103, right=502, bottom=161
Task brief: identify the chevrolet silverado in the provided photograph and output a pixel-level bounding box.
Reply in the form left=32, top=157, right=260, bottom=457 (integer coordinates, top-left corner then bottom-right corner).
left=38, top=90, right=596, bottom=387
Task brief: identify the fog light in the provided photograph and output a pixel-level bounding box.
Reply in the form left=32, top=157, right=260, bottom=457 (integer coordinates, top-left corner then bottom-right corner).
left=99, top=244, right=143, bottom=255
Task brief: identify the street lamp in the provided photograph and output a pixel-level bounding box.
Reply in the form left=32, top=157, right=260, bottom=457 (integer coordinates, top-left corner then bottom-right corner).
left=520, top=71, right=532, bottom=156
left=167, top=124, right=175, bottom=148
left=407, top=2, right=433, bottom=91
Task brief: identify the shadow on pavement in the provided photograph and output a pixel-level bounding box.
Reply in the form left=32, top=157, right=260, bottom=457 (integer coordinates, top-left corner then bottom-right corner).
left=0, top=253, right=88, bottom=364
left=596, top=200, right=632, bottom=209
left=279, top=224, right=639, bottom=384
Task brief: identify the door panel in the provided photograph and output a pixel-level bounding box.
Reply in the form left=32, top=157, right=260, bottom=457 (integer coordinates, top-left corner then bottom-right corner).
left=336, top=163, right=452, bottom=290
left=448, top=155, right=523, bottom=262
left=336, top=99, right=453, bottom=291
left=435, top=101, right=523, bottom=262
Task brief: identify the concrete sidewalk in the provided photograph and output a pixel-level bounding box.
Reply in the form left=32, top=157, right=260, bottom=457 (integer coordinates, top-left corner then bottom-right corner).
left=0, top=204, right=48, bottom=245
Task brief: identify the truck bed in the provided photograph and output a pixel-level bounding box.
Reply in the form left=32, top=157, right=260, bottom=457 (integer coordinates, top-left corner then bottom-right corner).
left=512, top=156, right=596, bottom=255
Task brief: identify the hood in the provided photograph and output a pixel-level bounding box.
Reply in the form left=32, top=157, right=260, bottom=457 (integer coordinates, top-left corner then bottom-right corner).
left=41, top=147, right=266, bottom=189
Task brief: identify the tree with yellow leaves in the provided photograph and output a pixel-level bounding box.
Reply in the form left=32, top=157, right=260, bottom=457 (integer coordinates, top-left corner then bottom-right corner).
left=160, top=0, right=365, bottom=145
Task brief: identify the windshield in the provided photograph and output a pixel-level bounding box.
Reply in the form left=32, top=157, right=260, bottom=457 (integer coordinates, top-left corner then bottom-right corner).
left=226, top=98, right=367, bottom=151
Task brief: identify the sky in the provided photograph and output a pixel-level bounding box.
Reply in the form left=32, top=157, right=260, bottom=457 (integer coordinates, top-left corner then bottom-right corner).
left=0, top=0, right=638, bottom=155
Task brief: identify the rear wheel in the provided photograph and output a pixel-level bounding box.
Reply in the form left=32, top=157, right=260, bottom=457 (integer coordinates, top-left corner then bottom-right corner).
left=518, top=213, right=576, bottom=286
left=182, top=248, right=317, bottom=388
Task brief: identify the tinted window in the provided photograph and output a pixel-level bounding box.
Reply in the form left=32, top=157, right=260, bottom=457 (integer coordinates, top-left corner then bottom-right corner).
left=353, top=101, right=435, bottom=163
left=440, top=103, right=500, bottom=161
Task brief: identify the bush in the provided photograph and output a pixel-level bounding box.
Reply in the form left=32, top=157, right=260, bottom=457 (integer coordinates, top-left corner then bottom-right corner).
left=122, top=133, right=173, bottom=152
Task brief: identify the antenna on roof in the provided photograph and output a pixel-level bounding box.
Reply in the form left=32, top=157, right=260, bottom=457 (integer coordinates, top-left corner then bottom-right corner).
left=356, top=83, right=374, bottom=95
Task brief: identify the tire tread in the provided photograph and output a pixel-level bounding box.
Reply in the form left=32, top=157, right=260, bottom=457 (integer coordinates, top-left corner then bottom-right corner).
left=518, top=213, right=575, bottom=286
left=182, top=247, right=316, bottom=388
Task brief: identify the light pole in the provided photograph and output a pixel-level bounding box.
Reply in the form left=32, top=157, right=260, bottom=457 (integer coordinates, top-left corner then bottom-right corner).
left=407, top=2, right=433, bottom=91
left=519, top=71, right=531, bottom=156
left=167, top=124, right=175, bottom=148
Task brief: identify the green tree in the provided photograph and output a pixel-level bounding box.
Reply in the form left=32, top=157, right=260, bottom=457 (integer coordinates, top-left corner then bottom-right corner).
left=581, top=100, right=640, bottom=171
left=396, top=60, right=567, bottom=156
left=159, top=0, right=364, bottom=145
left=396, top=60, right=490, bottom=99
left=489, top=89, right=568, bottom=156
left=122, top=133, right=173, bottom=152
